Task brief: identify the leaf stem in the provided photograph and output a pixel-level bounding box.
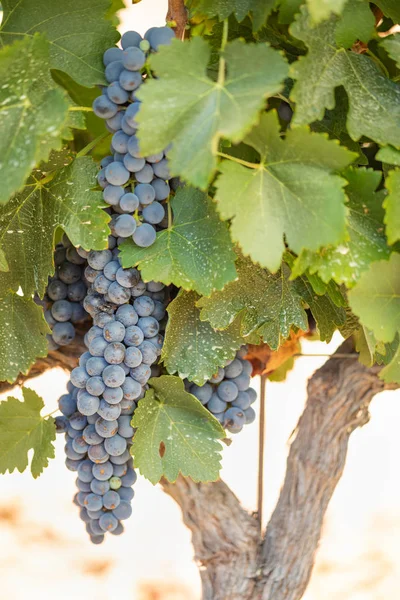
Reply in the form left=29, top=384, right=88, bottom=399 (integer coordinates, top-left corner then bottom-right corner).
left=69, top=106, right=94, bottom=112
left=217, top=19, right=229, bottom=87
left=43, top=408, right=59, bottom=419
left=217, top=151, right=260, bottom=169
left=167, top=200, right=173, bottom=228
left=76, top=131, right=109, bottom=158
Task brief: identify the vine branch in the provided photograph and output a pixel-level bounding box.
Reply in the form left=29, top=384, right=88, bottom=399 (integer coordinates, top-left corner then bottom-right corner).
left=167, top=0, right=188, bottom=40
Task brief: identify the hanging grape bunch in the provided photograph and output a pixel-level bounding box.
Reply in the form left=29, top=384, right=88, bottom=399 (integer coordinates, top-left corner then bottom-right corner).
left=43, top=236, right=88, bottom=350
left=93, top=26, right=175, bottom=250
left=187, top=347, right=256, bottom=433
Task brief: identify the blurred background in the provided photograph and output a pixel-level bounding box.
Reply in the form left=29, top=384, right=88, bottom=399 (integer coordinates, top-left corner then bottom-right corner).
left=1, top=1, right=400, bottom=598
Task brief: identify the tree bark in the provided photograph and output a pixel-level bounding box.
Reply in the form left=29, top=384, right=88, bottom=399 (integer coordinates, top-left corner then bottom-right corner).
left=162, top=341, right=397, bottom=600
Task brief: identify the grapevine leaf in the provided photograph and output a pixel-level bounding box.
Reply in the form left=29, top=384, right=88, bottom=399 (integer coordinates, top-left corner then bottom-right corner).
left=0, top=34, right=69, bottom=204
left=0, top=157, right=109, bottom=297
left=131, top=375, right=224, bottom=484
left=306, top=0, right=348, bottom=23
left=311, top=88, right=367, bottom=164
left=348, top=253, right=400, bottom=343
left=197, top=253, right=309, bottom=350
left=162, top=290, right=245, bottom=385
left=382, top=34, right=400, bottom=68
left=120, top=187, right=237, bottom=296
left=376, top=146, right=400, bottom=166
left=136, top=37, right=288, bottom=189
left=380, top=344, right=400, bottom=384
left=354, top=326, right=377, bottom=367
left=185, top=0, right=275, bottom=31
left=384, top=170, right=400, bottom=245
left=374, top=0, right=400, bottom=23
left=214, top=110, right=355, bottom=271
left=335, top=0, right=375, bottom=48
left=292, top=168, right=391, bottom=285
left=291, top=273, right=346, bottom=341
left=0, top=0, right=119, bottom=87
left=0, top=294, right=49, bottom=384
left=0, top=387, right=55, bottom=477
left=290, top=8, right=400, bottom=148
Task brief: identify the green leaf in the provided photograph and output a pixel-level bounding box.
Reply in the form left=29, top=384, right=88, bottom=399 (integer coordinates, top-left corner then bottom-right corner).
left=0, top=0, right=119, bottom=87
left=0, top=387, right=55, bottom=477
left=292, top=168, right=391, bottom=285
left=380, top=343, right=400, bottom=383
left=335, top=0, right=375, bottom=48
left=348, top=253, right=400, bottom=343
left=120, top=187, right=236, bottom=296
left=292, top=271, right=346, bottom=341
left=162, top=290, right=245, bottom=385
left=306, top=0, right=348, bottom=23
left=0, top=294, right=49, bottom=383
left=136, top=37, right=288, bottom=189
left=0, top=157, right=109, bottom=296
left=354, top=326, right=377, bottom=367
left=199, top=251, right=346, bottom=345
left=311, top=88, right=367, bottom=163
left=290, top=8, right=400, bottom=148
left=197, top=253, right=309, bottom=350
left=0, top=34, right=69, bottom=204
left=376, top=146, right=400, bottom=166
left=186, top=0, right=275, bottom=31
left=382, top=34, right=400, bottom=68
left=374, top=0, right=400, bottom=23
left=384, top=169, right=400, bottom=245
left=214, top=110, right=355, bottom=271
left=131, top=375, right=225, bottom=484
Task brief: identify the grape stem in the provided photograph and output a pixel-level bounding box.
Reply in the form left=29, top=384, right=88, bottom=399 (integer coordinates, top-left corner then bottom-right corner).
left=167, top=200, right=173, bottom=229
left=69, top=106, right=94, bottom=112
left=76, top=131, right=109, bottom=158
left=217, top=151, right=260, bottom=169
left=217, top=20, right=229, bottom=88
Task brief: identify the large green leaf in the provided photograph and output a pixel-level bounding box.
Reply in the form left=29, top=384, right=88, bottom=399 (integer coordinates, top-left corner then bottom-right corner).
left=384, top=170, right=400, bottom=245
left=0, top=0, right=119, bottom=87
left=374, top=0, right=400, bottom=22
left=214, top=110, right=355, bottom=271
left=162, top=290, right=245, bottom=385
left=0, top=157, right=109, bottom=297
left=382, top=34, right=400, bottom=69
left=120, top=187, right=236, bottom=296
left=0, top=387, right=55, bottom=477
left=0, top=294, right=49, bottom=383
left=131, top=376, right=225, bottom=484
left=198, top=252, right=346, bottom=346
left=335, top=0, right=375, bottom=48
left=290, top=8, right=400, bottom=148
left=197, top=253, right=308, bottom=350
left=306, top=0, right=348, bottom=23
left=136, top=37, right=288, bottom=189
left=186, top=0, right=275, bottom=31
left=380, top=344, right=400, bottom=384
left=0, top=34, right=69, bottom=204
left=348, top=253, right=400, bottom=343
left=376, top=146, right=400, bottom=166
left=293, top=168, right=391, bottom=285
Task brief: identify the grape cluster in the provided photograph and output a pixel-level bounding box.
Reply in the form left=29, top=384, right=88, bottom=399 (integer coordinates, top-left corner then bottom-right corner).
left=188, top=347, right=257, bottom=434
left=92, top=27, right=175, bottom=250
left=55, top=244, right=167, bottom=543
left=44, top=237, right=88, bottom=350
